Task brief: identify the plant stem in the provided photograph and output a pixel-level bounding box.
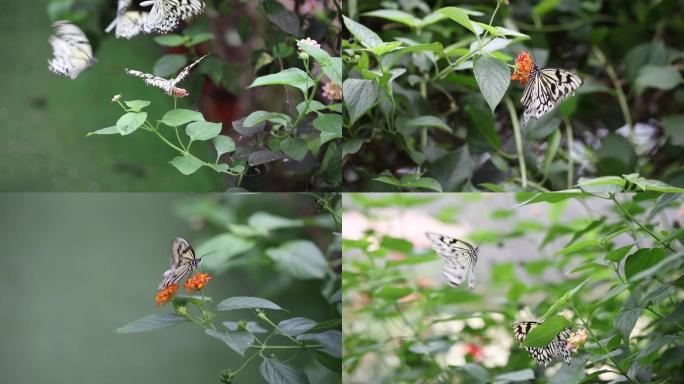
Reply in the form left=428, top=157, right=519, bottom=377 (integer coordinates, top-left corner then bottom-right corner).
left=564, top=117, right=574, bottom=189
left=592, top=46, right=633, bottom=141
left=250, top=344, right=323, bottom=350
left=504, top=97, right=528, bottom=189
left=258, top=311, right=302, bottom=345
left=610, top=194, right=675, bottom=252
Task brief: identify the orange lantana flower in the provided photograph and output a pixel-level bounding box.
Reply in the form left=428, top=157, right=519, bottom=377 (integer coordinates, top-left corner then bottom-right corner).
left=184, top=272, right=212, bottom=292
left=155, top=284, right=179, bottom=306
left=511, top=51, right=535, bottom=86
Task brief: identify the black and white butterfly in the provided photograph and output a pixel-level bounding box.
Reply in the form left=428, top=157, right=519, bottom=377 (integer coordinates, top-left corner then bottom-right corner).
left=125, top=54, right=207, bottom=97
left=48, top=21, right=95, bottom=79
left=521, top=66, right=582, bottom=125
left=158, top=237, right=201, bottom=289
left=513, top=321, right=573, bottom=367
left=105, top=0, right=148, bottom=39
left=425, top=232, right=479, bottom=289
left=140, top=0, right=205, bottom=34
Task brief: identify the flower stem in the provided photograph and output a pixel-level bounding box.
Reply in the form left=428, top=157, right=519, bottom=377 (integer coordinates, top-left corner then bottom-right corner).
left=257, top=310, right=301, bottom=345
left=504, top=97, right=528, bottom=189
left=564, top=117, right=574, bottom=189
left=610, top=194, right=675, bottom=252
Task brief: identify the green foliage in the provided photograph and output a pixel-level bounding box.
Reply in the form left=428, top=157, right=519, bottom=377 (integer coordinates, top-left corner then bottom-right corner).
left=343, top=192, right=684, bottom=383
left=341, top=0, right=684, bottom=192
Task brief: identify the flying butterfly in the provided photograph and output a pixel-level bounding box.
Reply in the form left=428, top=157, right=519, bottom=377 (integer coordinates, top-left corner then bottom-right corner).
left=48, top=21, right=95, bottom=79
left=513, top=321, right=573, bottom=367
left=158, top=237, right=201, bottom=289
left=140, top=0, right=205, bottom=34
left=519, top=54, right=582, bottom=125
left=425, top=232, right=479, bottom=290
left=125, top=54, right=207, bottom=97
left=105, top=0, right=148, bottom=39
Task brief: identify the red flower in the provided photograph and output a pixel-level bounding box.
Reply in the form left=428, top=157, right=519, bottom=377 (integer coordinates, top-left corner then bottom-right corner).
left=465, top=343, right=484, bottom=360
left=184, top=272, right=212, bottom=292
left=511, top=51, right=535, bottom=86
left=155, top=284, right=179, bottom=306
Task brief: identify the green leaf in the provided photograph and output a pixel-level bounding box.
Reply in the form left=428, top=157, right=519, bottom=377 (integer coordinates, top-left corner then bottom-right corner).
left=205, top=329, right=254, bottom=356
left=249, top=68, right=314, bottom=95
left=187, top=32, right=214, bottom=46
left=153, top=54, right=187, bottom=77
left=243, top=110, right=291, bottom=127
left=169, top=155, right=202, bottom=175
left=322, top=57, right=342, bottom=85
left=247, top=212, right=302, bottom=231
left=343, top=79, right=378, bottom=125
left=403, top=116, right=451, bottom=132
left=217, top=296, right=284, bottom=311
left=213, top=135, right=236, bottom=156
left=297, top=330, right=342, bottom=358
left=260, top=358, right=310, bottom=384
left=280, top=137, right=308, bottom=161
left=540, top=279, right=590, bottom=320
left=375, top=286, right=412, bottom=301
left=494, top=369, right=535, bottom=382
left=402, top=176, right=443, bottom=192
left=265, top=240, right=328, bottom=279
left=124, top=100, right=151, bottom=112
left=342, top=16, right=383, bottom=49
left=635, top=65, right=682, bottom=92
left=437, top=7, right=476, bottom=34
left=154, top=34, right=186, bottom=47
left=522, top=315, right=572, bottom=347
left=297, top=43, right=331, bottom=66
left=460, top=363, right=490, bottom=382
left=160, top=109, right=205, bottom=127
left=615, top=307, right=642, bottom=342
left=662, top=115, right=684, bottom=146
left=277, top=317, right=317, bottom=336
left=186, top=121, right=221, bottom=141
left=367, top=41, right=403, bottom=57
left=605, top=244, right=633, bottom=262
left=625, top=248, right=666, bottom=281
left=87, top=126, right=119, bottom=136
left=342, top=138, right=364, bottom=157
left=380, top=236, right=413, bottom=253
left=473, top=56, right=511, bottom=112
left=313, top=114, right=342, bottom=144
left=577, top=176, right=626, bottom=193
left=115, top=313, right=187, bottom=333
left=116, top=112, right=147, bottom=135
left=533, top=0, right=561, bottom=18
left=362, top=9, right=420, bottom=27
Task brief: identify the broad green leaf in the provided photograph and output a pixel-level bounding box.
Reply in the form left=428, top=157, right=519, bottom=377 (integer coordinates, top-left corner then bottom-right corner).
left=280, top=137, right=308, bottom=161
left=248, top=150, right=287, bottom=166
left=402, top=176, right=443, bottom=192
left=362, top=10, right=420, bottom=27
left=115, top=313, right=187, bottom=333
left=249, top=68, right=314, bottom=95
left=522, top=315, right=572, bottom=347
left=243, top=110, right=291, bottom=127
left=460, top=363, right=489, bottom=382
left=153, top=54, right=187, bottom=77
left=160, top=109, right=205, bottom=127
left=116, top=112, right=147, bottom=135
left=296, top=330, right=342, bottom=358
left=342, top=138, right=364, bottom=157
left=342, top=16, right=383, bottom=49
left=403, top=116, right=451, bottom=132
left=625, top=248, right=666, bottom=281
left=367, top=41, right=403, bottom=57
left=577, top=176, right=626, bottom=193
left=313, top=114, right=342, bottom=144
left=533, top=0, right=561, bottom=18
left=87, top=126, right=119, bottom=136
left=277, top=317, right=317, bottom=336
left=260, top=358, right=310, bottom=384
left=375, top=286, right=412, bottom=301
left=217, top=296, right=284, bottom=311
left=297, top=43, right=331, bottom=66
left=437, top=7, right=476, bottom=34
left=380, top=236, right=413, bottom=253
left=265, top=240, right=328, bottom=279
left=516, top=191, right=585, bottom=206
left=494, top=369, right=535, bottom=382
left=213, top=135, right=236, bottom=156
left=343, top=79, right=378, bottom=124
left=205, top=329, right=253, bottom=356
left=187, top=32, right=214, bottom=46
left=186, top=121, right=221, bottom=141
left=124, top=100, right=151, bottom=112
left=247, top=212, right=302, bottom=231
left=605, top=244, right=633, bottom=262
left=197, top=234, right=256, bottom=273
left=154, top=34, right=186, bottom=47
left=541, top=279, right=590, bottom=320
left=322, top=57, right=342, bottom=85
left=635, top=65, right=682, bottom=93
left=170, top=155, right=202, bottom=175
left=615, top=307, right=642, bottom=342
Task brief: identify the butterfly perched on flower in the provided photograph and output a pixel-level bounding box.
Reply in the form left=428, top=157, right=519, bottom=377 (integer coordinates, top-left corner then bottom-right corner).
left=140, top=0, right=205, bottom=34
left=511, top=51, right=583, bottom=124
left=425, top=232, right=479, bottom=289
left=158, top=237, right=202, bottom=289
left=513, top=321, right=573, bottom=367
left=48, top=21, right=95, bottom=79
left=105, top=0, right=148, bottom=39
left=125, top=54, right=207, bottom=97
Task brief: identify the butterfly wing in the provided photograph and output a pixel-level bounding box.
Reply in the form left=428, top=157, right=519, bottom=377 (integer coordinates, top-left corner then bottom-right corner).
left=514, top=321, right=573, bottom=367
left=125, top=69, right=172, bottom=93
left=170, top=54, right=207, bottom=88
left=425, top=232, right=478, bottom=289
left=159, top=237, right=198, bottom=289
left=141, top=0, right=206, bottom=34
left=48, top=21, right=95, bottom=79
left=521, top=67, right=582, bottom=125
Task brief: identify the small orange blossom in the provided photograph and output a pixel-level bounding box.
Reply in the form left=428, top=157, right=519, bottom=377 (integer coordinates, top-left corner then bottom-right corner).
left=155, top=284, right=179, bottom=306
left=184, top=272, right=212, bottom=292
left=511, top=51, right=535, bottom=86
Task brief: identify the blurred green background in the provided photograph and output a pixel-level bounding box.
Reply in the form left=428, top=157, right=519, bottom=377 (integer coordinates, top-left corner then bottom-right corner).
left=0, top=1, right=221, bottom=191
left=0, top=193, right=340, bottom=383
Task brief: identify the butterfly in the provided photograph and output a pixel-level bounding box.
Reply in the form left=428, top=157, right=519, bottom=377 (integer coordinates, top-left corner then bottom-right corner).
left=105, top=0, right=148, bottom=39
left=425, top=232, right=479, bottom=289
left=521, top=65, right=582, bottom=125
left=513, top=321, right=573, bottom=367
left=140, top=0, right=205, bottom=34
left=48, top=21, right=96, bottom=79
left=158, top=237, right=201, bottom=289
left=125, top=54, right=207, bottom=97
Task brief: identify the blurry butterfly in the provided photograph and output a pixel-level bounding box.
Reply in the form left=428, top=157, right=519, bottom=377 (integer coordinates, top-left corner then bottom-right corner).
left=158, top=237, right=201, bottom=289
left=140, top=0, right=205, bottom=34
left=48, top=21, right=95, bottom=79
left=513, top=321, right=573, bottom=367
left=125, top=54, right=207, bottom=97
left=521, top=60, right=582, bottom=125
left=425, top=232, right=479, bottom=290
left=105, top=0, right=148, bottom=39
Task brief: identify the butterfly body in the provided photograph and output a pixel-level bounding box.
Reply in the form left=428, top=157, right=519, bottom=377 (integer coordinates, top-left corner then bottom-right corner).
left=513, top=321, right=572, bottom=367
left=106, top=0, right=148, bottom=39
left=425, top=232, right=478, bottom=289
left=141, top=0, right=205, bottom=34
left=521, top=65, right=582, bottom=124
left=48, top=21, right=95, bottom=79
left=125, top=54, right=207, bottom=96
left=159, top=237, right=201, bottom=289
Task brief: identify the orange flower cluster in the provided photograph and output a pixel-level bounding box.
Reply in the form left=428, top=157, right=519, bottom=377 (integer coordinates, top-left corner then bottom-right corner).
left=511, top=51, right=535, bottom=86
left=184, top=272, right=212, bottom=292
left=155, top=284, right=179, bottom=306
